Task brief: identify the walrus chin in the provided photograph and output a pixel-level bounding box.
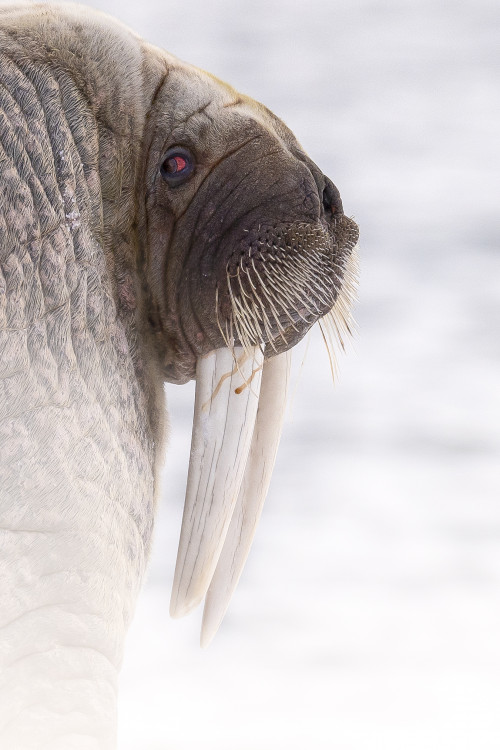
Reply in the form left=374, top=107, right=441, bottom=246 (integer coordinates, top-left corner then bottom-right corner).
left=169, top=220, right=359, bottom=646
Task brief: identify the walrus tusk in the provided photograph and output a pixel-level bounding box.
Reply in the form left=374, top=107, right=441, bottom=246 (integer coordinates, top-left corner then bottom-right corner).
left=201, top=350, right=292, bottom=646
left=170, top=346, right=263, bottom=618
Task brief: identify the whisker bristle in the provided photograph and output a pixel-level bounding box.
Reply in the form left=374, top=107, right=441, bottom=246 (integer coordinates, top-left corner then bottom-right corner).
left=219, top=226, right=359, bottom=382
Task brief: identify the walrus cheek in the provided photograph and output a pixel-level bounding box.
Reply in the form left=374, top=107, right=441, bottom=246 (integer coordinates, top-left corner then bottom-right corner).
left=169, top=346, right=291, bottom=645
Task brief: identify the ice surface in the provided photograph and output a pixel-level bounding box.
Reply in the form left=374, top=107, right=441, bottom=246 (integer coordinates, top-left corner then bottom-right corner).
left=85, top=0, right=500, bottom=746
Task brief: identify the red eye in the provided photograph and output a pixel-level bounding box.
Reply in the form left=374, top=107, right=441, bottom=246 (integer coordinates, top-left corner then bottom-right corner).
left=165, top=155, right=187, bottom=174
left=160, top=147, right=195, bottom=185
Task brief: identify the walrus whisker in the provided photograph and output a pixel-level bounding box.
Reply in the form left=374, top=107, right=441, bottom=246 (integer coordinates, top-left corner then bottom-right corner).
left=233, top=287, right=262, bottom=339
left=232, top=296, right=261, bottom=351
left=281, top=259, right=333, bottom=310
left=259, top=298, right=291, bottom=349
left=297, top=253, right=337, bottom=285
left=260, top=280, right=304, bottom=329
left=227, top=276, right=259, bottom=357
left=228, top=270, right=252, bottom=336
left=216, top=298, right=260, bottom=395
left=236, top=264, right=277, bottom=345
left=262, top=267, right=316, bottom=322
left=260, top=285, right=301, bottom=337
left=319, top=318, right=338, bottom=382
left=232, top=288, right=268, bottom=354
left=243, top=292, right=272, bottom=354
left=217, top=285, right=265, bottom=394
left=249, top=262, right=291, bottom=338
left=235, top=266, right=255, bottom=303
left=247, top=273, right=296, bottom=346
left=324, top=311, right=345, bottom=354
left=277, top=259, right=318, bottom=293
left=280, top=263, right=334, bottom=316
left=252, top=284, right=289, bottom=347
left=324, top=306, right=349, bottom=353
left=216, top=286, right=236, bottom=353
left=233, top=270, right=270, bottom=346
left=259, top=264, right=306, bottom=313
left=327, top=317, right=342, bottom=361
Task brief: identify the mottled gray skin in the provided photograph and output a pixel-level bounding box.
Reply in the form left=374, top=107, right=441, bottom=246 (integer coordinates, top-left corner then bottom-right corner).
left=0, top=5, right=167, bottom=746
left=0, top=3, right=357, bottom=747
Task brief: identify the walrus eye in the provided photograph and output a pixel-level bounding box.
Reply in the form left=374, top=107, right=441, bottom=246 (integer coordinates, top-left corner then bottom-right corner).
left=160, top=146, right=195, bottom=186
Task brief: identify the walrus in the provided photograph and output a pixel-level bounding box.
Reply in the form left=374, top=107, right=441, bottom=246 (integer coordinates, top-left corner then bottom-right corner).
left=0, top=2, right=358, bottom=746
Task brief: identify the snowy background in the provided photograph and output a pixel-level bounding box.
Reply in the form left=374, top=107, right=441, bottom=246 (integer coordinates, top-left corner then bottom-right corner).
left=88, top=0, right=498, bottom=747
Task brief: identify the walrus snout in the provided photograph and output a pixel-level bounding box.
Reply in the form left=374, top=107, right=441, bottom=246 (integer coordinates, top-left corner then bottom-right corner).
left=141, top=63, right=359, bottom=390
left=220, top=212, right=358, bottom=358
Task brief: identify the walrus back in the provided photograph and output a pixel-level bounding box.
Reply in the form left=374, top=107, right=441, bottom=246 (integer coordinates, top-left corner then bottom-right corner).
left=0, top=12, right=159, bottom=570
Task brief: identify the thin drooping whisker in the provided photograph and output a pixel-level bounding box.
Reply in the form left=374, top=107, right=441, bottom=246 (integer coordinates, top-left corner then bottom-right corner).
left=233, top=295, right=261, bottom=348
left=326, top=319, right=342, bottom=362
left=262, top=262, right=312, bottom=313
left=258, top=266, right=304, bottom=329
left=228, top=275, right=257, bottom=356
left=262, top=279, right=307, bottom=327
left=319, top=318, right=337, bottom=382
left=236, top=270, right=264, bottom=340
left=249, top=271, right=289, bottom=346
left=251, top=261, right=296, bottom=336
left=216, top=285, right=234, bottom=352
left=290, top=266, right=333, bottom=310
left=297, top=254, right=339, bottom=289
left=265, top=267, right=319, bottom=320
left=324, top=311, right=345, bottom=353
left=238, top=266, right=275, bottom=346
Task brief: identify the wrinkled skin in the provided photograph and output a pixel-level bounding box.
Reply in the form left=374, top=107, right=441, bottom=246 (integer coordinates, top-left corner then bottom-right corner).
left=143, top=71, right=357, bottom=382
left=0, top=3, right=358, bottom=748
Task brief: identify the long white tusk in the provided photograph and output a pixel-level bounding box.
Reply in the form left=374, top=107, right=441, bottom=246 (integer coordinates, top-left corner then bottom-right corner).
left=201, top=349, right=292, bottom=647
left=170, top=346, right=263, bottom=619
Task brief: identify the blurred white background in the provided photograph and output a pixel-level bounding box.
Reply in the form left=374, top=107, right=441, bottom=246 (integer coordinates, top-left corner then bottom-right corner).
left=84, top=0, right=499, bottom=747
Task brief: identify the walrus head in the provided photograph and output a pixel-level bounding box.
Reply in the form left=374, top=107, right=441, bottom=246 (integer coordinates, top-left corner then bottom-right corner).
left=140, top=61, right=359, bottom=643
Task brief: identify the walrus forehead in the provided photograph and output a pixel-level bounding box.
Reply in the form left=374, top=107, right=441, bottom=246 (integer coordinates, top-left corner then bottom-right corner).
left=160, top=61, right=295, bottom=153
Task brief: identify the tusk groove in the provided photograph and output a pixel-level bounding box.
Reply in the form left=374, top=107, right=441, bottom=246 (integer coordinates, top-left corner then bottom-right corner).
left=201, top=350, right=292, bottom=646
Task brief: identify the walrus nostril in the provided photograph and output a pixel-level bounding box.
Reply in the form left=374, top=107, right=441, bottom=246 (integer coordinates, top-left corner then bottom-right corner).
left=322, top=179, right=343, bottom=217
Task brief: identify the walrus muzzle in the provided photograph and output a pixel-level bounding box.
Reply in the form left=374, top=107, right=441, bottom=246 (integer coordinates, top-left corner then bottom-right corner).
left=166, top=170, right=359, bottom=645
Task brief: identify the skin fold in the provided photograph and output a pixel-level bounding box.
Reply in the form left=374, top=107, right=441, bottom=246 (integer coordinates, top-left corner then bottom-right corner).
left=0, top=3, right=358, bottom=747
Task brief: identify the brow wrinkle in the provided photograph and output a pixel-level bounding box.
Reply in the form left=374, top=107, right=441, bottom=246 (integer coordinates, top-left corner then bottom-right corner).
left=223, top=97, right=244, bottom=109
left=175, top=100, right=212, bottom=128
